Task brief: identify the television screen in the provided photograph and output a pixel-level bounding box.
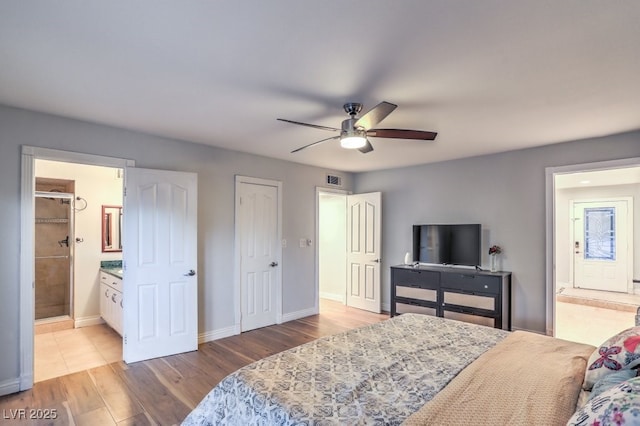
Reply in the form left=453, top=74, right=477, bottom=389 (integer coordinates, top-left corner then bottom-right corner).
left=412, top=224, right=481, bottom=267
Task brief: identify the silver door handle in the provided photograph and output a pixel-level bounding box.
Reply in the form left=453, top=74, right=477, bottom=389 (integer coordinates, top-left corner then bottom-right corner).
left=184, top=269, right=196, bottom=276
left=373, top=259, right=381, bottom=263
left=269, top=261, right=278, bottom=267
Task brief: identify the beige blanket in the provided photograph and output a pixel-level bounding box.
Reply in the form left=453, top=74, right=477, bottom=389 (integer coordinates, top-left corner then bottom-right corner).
left=403, top=331, right=595, bottom=426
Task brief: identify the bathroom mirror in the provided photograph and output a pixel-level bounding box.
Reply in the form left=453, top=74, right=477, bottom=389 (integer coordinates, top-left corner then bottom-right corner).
left=102, top=205, right=122, bottom=252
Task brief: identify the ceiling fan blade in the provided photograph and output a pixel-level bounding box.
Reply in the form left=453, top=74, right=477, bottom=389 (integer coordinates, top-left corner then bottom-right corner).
left=354, top=101, right=397, bottom=130
left=358, top=140, right=374, bottom=154
left=367, top=129, right=437, bottom=140
left=291, top=135, right=340, bottom=153
left=277, top=118, right=340, bottom=132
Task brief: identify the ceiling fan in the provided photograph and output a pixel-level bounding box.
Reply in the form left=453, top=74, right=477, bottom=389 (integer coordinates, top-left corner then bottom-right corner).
left=278, top=101, right=437, bottom=154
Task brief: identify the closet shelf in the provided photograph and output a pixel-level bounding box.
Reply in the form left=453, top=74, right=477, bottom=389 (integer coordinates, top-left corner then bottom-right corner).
left=35, top=218, right=69, bottom=224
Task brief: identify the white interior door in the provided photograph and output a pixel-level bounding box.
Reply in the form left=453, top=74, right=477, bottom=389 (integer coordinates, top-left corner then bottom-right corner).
left=572, top=199, right=631, bottom=293
left=123, top=167, right=198, bottom=363
left=346, top=192, right=381, bottom=313
left=238, top=179, right=281, bottom=332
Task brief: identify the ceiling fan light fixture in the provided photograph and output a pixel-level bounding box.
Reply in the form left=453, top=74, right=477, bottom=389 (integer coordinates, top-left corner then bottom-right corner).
left=281, top=100, right=437, bottom=153
left=340, top=126, right=367, bottom=149
left=340, top=135, right=367, bottom=149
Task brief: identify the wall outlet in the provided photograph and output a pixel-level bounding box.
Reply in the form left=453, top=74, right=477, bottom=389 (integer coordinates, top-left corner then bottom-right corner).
left=299, top=238, right=306, bottom=248
left=282, top=239, right=287, bottom=248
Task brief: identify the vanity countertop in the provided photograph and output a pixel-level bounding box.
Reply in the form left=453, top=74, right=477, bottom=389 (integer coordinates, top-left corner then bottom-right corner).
left=101, top=267, right=123, bottom=279
left=100, top=260, right=123, bottom=279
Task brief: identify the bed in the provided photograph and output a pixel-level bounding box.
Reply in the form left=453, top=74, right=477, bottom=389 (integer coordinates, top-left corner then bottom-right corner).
left=182, top=313, right=640, bottom=425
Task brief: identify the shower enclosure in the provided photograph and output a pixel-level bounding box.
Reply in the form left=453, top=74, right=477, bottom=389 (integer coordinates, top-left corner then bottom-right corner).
left=34, top=191, right=74, bottom=320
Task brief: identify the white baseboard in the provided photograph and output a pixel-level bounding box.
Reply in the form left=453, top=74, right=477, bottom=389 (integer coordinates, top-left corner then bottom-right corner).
left=75, top=315, right=105, bottom=328
left=511, top=325, right=546, bottom=335
left=198, top=308, right=320, bottom=345
left=0, top=378, right=21, bottom=397
left=319, top=292, right=345, bottom=303
left=198, top=324, right=241, bottom=344
left=281, top=307, right=319, bottom=323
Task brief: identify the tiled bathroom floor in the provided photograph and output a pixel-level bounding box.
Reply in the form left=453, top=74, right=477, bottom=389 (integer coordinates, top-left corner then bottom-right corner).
left=34, top=323, right=122, bottom=382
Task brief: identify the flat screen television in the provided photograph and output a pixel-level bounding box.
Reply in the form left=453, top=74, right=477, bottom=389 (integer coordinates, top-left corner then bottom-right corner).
left=413, top=224, right=481, bottom=267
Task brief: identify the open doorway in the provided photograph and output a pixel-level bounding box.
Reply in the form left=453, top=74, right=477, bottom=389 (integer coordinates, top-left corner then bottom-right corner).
left=549, top=162, right=640, bottom=347
left=316, top=188, right=383, bottom=314
left=21, top=147, right=199, bottom=390
left=318, top=190, right=348, bottom=305
left=19, top=147, right=132, bottom=390
left=33, top=159, right=124, bottom=382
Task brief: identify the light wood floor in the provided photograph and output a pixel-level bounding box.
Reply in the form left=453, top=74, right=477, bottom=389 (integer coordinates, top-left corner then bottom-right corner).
left=0, top=300, right=388, bottom=425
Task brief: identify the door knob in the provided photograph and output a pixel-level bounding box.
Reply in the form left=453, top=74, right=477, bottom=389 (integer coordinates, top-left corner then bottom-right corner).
left=184, top=269, right=196, bottom=276
left=372, top=258, right=381, bottom=263
left=269, top=261, right=278, bottom=267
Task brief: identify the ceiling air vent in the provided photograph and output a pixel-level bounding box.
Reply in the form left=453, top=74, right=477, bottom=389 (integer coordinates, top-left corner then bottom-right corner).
left=326, top=174, right=343, bottom=187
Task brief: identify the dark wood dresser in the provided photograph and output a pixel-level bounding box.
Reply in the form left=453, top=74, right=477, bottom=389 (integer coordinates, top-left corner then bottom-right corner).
left=391, top=264, right=511, bottom=330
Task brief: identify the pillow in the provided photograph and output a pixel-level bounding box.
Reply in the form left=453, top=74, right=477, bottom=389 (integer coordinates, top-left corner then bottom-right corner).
left=568, top=376, right=640, bottom=426
left=589, top=369, right=638, bottom=400
left=583, top=326, right=640, bottom=390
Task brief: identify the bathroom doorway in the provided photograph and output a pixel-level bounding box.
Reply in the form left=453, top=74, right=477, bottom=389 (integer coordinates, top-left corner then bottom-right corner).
left=34, top=180, right=75, bottom=322
left=33, top=159, right=124, bottom=382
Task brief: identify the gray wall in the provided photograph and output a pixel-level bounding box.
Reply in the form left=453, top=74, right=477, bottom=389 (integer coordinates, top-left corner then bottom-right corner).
left=354, top=132, right=640, bottom=333
left=0, top=104, right=353, bottom=389
left=2, top=102, right=639, bottom=389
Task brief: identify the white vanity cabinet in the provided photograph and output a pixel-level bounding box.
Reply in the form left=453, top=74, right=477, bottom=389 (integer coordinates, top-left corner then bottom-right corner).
left=100, top=271, right=123, bottom=335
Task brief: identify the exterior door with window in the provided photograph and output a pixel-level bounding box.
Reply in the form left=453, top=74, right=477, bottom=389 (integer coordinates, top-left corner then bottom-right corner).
left=572, top=199, right=631, bottom=293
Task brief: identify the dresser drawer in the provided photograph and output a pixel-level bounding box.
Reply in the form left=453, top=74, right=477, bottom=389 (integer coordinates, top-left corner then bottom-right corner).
left=443, top=310, right=495, bottom=328
left=396, top=286, right=437, bottom=302
left=443, top=290, right=495, bottom=311
left=396, top=302, right=437, bottom=317
left=392, top=268, right=439, bottom=288
left=440, top=272, right=501, bottom=294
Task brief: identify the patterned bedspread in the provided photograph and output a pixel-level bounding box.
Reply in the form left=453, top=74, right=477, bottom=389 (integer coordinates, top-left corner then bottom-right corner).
left=182, top=314, right=509, bottom=425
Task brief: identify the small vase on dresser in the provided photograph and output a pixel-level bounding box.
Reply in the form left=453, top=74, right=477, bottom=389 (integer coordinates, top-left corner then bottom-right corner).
left=488, top=245, right=502, bottom=272
left=490, top=254, right=498, bottom=272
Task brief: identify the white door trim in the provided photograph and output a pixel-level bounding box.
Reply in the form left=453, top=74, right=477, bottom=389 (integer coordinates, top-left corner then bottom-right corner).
left=545, top=156, right=640, bottom=337
left=315, top=187, right=350, bottom=313
left=19, top=146, right=133, bottom=391
left=234, top=175, right=283, bottom=331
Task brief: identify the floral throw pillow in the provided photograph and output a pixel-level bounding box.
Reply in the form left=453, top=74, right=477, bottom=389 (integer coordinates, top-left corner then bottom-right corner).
left=590, top=369, right=638, bottom=401
left=568, top=376, right=640, bottom=426
left=583, top=327, right=640, bottom=390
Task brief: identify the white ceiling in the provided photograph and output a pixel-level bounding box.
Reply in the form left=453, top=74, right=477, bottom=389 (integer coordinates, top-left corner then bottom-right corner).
left=1, top=1, right=639, bottom=173
left=555, top=167, right=640, bottom=189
